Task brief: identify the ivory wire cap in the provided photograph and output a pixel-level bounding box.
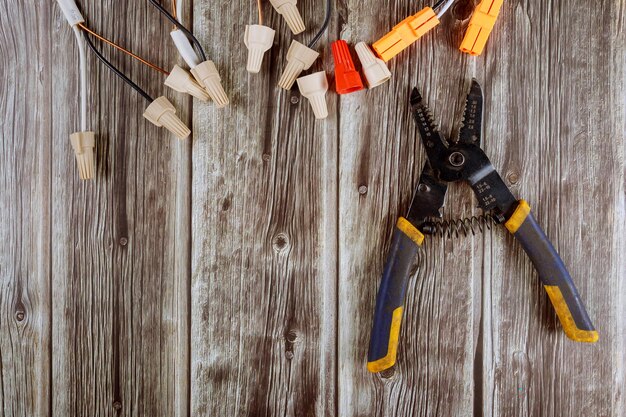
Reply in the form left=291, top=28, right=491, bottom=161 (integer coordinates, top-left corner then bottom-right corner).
left=355, top=42, right=392, bottom=88
left=296, top=71, right=329, bottom=119
left=190, top=61, right=229, bottom=107
left=244, top=25, right=276, bottom=73
left=69, top=131, right=95, bottom=180
left=269, top=0, right=305, bottom=34
left=165, top=65, right=210, bottom=101
left=278, top=40, right=320, bottom=90
left=143, top=96, right=191, bottom=140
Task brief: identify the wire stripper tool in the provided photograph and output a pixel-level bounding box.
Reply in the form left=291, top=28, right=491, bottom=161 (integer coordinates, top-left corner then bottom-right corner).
left=367, top=80, right=598, bottom=373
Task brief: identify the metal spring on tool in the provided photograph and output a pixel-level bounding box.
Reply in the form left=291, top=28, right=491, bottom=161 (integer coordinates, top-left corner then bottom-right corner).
left=421, top=213, right=502, bottom=239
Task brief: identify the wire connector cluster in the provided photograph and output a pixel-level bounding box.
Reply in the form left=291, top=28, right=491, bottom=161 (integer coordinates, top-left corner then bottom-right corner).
left=460, top=0, right=504, bottom=56
left=191, top=61, right=229, bottom=107
left=278, top=40, right=319, bottom=90
left=296, top=71, right=329, bottom=119
left=332, top=40, right=364, bottom=94
left=165, top=65, right=210, bottom=101
left=143, top=96, right=191, bottom=140
left=355, top=42, right=391, bottom=89
left=244, top=25, right=276, bottom=73
left=372, top=7, right=439, bottom=62
left=269, top=0, right=305, bottom=34
left=69, top=131, right=95, bottom=180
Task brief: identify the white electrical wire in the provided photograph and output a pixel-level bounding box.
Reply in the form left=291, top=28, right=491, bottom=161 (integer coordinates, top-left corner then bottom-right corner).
left=72, top=25, right=88, bottom=131
left=176, top=0, right=183, bottom=24
left=436, top=0, right=455, bottom=18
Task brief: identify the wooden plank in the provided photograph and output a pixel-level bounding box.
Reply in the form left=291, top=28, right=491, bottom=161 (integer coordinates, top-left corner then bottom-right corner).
left=49, top=1, right=191, bottom=416
left=0, top=1, right=52, bottom=416
left=337, top=4, right=483, bottom=416
left=479, top=1, right=626, bottom=415
left=190, top=0, right=337, bottom=415
left=338, top=0, right=625, bottom=416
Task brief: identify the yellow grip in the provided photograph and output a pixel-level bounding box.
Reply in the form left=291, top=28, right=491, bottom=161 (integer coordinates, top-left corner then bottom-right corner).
left=367, top=307, right=404, bottom=372
left=544, top=286, right=599, bottom=343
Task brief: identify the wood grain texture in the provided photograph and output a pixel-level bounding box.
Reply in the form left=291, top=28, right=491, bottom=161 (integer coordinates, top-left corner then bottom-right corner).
left=190, top=0, right=337, bottom=415
left=50, top=1, right=191, bottom=417
left=0, top=0, right=624, bottom=416
left=0, top=2, right=52, bottom=416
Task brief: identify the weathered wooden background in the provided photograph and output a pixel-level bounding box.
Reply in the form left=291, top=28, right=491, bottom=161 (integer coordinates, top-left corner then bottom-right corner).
left=1, top=0, right=624, bottom=416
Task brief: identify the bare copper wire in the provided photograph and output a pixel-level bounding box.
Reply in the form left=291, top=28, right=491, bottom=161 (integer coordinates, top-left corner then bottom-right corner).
left=171, top=0, right=178, bottom=30
left=257, top=0, right=263, bottom=25
left=77, top=23, right=170, bottom=76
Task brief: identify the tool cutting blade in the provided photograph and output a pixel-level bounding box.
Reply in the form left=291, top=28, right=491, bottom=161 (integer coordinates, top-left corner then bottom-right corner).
left=410, top=87, right=449, bottom=176
left=457, top=79, right=483, bottom=146
left=405, top=162, right=448, bottom=224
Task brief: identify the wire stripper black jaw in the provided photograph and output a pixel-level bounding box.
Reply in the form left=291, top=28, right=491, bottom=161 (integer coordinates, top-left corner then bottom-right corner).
left=367, top=79, right=598, bottom=374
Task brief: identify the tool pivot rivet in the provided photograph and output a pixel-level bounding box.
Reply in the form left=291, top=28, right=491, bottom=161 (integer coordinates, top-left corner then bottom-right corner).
left=449, top=152, right=465, bottom=167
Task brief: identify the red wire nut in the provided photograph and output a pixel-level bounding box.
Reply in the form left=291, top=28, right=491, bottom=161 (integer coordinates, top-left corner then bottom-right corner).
left=331, top=40, right=364, bottom=94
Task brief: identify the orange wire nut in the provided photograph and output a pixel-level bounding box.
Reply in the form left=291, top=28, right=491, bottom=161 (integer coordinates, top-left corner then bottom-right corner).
left=372, top=7, right=439, bottom=62
left=331, top=40, right=363, bottom=94
left=460, top=0, right=504, bottom=56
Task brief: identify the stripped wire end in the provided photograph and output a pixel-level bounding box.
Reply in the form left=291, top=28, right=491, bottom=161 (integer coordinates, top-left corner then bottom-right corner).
left=70, top=131, right=96, bottom=180
left=143, top=96, right=191, bottom=139
left=165, top=65, right=210, bottom=101
left=269, top=0, right=305, bottom=34
left=191, top=61, right=229, bottom=107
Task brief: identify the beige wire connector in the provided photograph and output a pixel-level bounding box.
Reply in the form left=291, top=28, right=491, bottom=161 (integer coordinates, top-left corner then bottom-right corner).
left=278, top=40, right=319, bottom=90
left=244, top=25, right=276, bottom=73
left=69, top=131, right=95, bottom=180
left=165, top=65, right=210, bottom=101
left=191, top=61, right=229, bottom=107
left=143, top=96, right=191, bottom=140
left=355, top=42, right=392, bottom=89
left=296, top=71, right=329, bottom=119
left=269, top=0, right=305, bottom=34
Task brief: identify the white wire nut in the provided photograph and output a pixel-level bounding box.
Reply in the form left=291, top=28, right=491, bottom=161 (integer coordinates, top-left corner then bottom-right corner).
left=143, top=96, right=191, bottom=140
left=69, top=131, right=95, bottom=180
left=170, top=30, right=201, bottom=68
left=165, top=65, right=210, bottom=101
left=191, top=61, right=229, bottom=107
left=244, top=25, right=276, bottom=74
left=278, top=40, right=319, bottom=90
left=296, top=71, right=329, bottom=119
left=57, top=0, right=84, bottom=26
left=355, top=42, right=392, bottom=89
left=269, top=0, right=305, bottom=34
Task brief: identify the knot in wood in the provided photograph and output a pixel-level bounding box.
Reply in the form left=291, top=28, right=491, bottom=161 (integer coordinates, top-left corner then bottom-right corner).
left=452, top=0, right=474, bottom=21
left=272, top=233, right=290, bottom=253
left=14, top=310, right=25, bottom=322
left=506, top=171, right=520, bottom=185
left=358, top=185, right=368, bottom=195
left=119, top=237, right=128, bottom=246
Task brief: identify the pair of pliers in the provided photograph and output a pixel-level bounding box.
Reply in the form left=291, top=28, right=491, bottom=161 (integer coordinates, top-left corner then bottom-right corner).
left=367, top=80, right=598, bottom=373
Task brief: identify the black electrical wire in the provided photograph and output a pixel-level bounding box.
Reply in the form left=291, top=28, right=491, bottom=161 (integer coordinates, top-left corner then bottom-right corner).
left=307, top=0, right=331, bottom=48
left=83, top=33, right=154, bottom=103
left=433, top=0, right=446, bottom=9
left=148, top=0, right=207, bottom=62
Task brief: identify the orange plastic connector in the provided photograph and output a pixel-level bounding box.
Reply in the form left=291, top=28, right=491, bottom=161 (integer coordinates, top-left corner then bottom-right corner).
left=372, top=7, right=439, bottom=62
left=460, top=0, right=504, bottom=56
